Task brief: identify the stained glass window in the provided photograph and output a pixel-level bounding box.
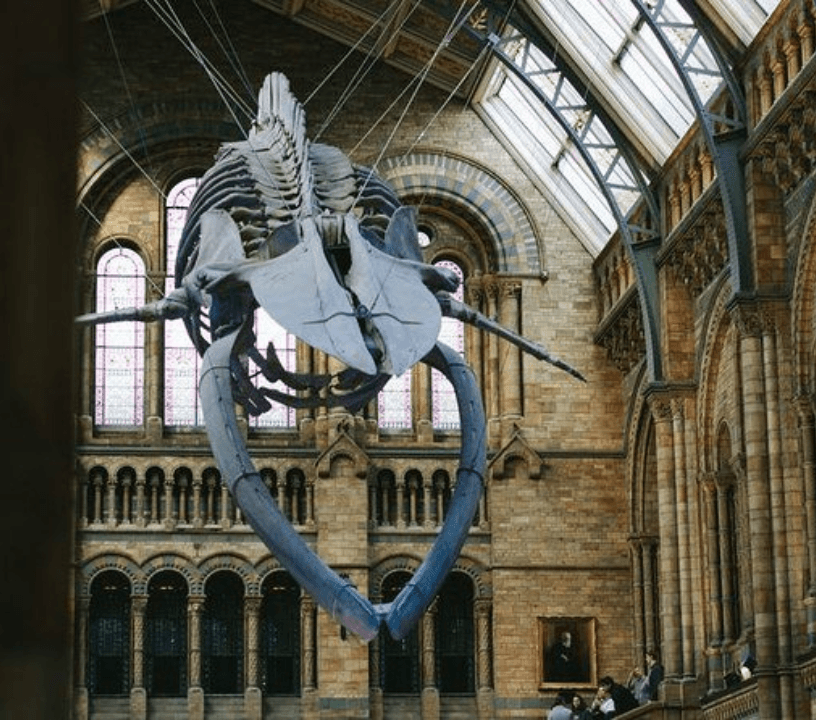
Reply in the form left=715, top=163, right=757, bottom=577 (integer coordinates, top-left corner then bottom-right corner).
left=145, top=571, right=187, bottom=697
left=164, top=177, right=202, bottom=426
left=378, top=370, right=412, bottom=430
left=432, top=260, right=464, bottom=430
left=260, top=572, right=301, bottom=695
left=94, top=247, right=145, bottom=426
left=202, top=572, right=244, bottom=694
left=88, top=571, right=131, bottom=696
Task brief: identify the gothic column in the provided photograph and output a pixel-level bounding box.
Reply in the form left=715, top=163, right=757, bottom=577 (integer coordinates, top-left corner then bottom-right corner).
left=795, top=395, right=816, bottom=645
left=647, top=394, right=681, bottom=677
left=245, top=597, right=261, bottom=720
left=732, top=302, right=780, bottom=719
left=475, top=599, right=494, bottom=720
left=131, top=596, right=147, bottom=720
left=421, top=600, right=439, bottom=720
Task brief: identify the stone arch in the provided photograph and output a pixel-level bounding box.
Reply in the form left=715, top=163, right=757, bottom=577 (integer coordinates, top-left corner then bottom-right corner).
left=77, top=99, right=236, bottom=199
left=792, top=188, right=816, bottom=396
left=80, top=553, right=144, bottom=596
left=198, top=553, right=257, bottom=596
left=379, top=151, right=544, bottom=276
left=369, top=554, right=491, bottom=601
left=369, top=556, right=423, bottom=600
left=255, top=555, right=286, bottom=592
left=627, top=370, right=658, bottom=538
left=696, top=277, right=737, bottom=475
left=141, top=552, right=198, bottom=595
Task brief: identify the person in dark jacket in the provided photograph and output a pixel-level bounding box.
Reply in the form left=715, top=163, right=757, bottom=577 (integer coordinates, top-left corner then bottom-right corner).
left=590, top=676, right=639, bottom=718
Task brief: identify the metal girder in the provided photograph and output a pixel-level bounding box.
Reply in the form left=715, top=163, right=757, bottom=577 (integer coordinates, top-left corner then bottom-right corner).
left=630, top=0, right=753, bottom=296
left=427, top=0, right=666, bottom=379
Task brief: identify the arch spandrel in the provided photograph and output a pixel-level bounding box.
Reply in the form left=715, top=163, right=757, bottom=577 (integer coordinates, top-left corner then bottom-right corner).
left=379, top=151, right=544, bottom=277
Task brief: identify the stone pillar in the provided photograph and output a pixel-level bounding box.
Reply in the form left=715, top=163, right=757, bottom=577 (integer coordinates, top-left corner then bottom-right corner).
left=465, top=280, right=485, bottom=399
left=671, top=397, right=694, bottom=677
left=732, top=302, right=780, bottom=719
left=715, top=477, right=736, bottom=646
left=762, top=313, right=793, bottom=718
left=795, top=395, right=816, bottom=645
left=499, top=281, right=522, bottom=444
left=485, top=280, right=501, bottom=447
left=75, top=596, right=90, bottom=720
left=245, top=597, right=262, bottom=720
left=640, top=538, right=657, bottom=655
left=648, top=394, right=681, bottom=677
left=131, top=596, right=147, bottom=720
left=302, top=597, right=319, bottom=719
left=145, top=274, right=163, bottom=440
left=629, top=538, right=646, bottom=661
left=188, top=596, right=204, bottom=720
left=475, top=599, right=494, bottom=720
left=105, top=472, right=118, bottom=528
left=700, top=474, right=723, bottom=689
left=416, top=357, right=433, bottom=443
left=421, top=600, right=439, bottom=720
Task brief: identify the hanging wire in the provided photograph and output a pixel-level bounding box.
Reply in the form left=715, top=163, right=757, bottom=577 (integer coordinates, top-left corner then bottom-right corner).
left=99, top=0, right=156, bottom=179
left=144, top=0, right=254, bottom=122
left=196, top=0, right=256, bottom=104
left=304, top=0, right=400, bottom=107
left=82, top=100, right=167, bottom=199
left=351, top=0, right=479, bottom=205
left=312, top=0, right=423, bottom=141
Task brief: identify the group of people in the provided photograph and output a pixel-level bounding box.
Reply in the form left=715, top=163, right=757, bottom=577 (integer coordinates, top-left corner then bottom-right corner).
left=548, top=650, right=664, bottom=720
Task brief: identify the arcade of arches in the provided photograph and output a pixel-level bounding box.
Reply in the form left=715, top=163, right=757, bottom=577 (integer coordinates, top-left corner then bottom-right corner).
left=61, top=1, right=816, bottom=719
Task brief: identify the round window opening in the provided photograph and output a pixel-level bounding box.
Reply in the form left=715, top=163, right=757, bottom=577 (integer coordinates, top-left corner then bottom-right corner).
left=417, top=225, right=433, bottom=248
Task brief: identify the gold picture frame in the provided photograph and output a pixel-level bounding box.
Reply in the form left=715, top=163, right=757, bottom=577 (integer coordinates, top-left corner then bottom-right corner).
left=538, top=617, right=597, bottom=689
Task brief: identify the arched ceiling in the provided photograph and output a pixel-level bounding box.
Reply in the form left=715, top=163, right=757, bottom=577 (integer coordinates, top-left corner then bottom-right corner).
left=84, top=0, right=782, bottom=255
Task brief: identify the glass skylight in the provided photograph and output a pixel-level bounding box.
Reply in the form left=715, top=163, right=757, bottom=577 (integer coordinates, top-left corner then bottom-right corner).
left=476, top=0, right=781, bottom=254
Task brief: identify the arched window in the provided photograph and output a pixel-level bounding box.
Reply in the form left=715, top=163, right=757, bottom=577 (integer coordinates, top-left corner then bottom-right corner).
left=202, top=571, right=244, bottom=694
left=432, top=259, right=464, bottom=430
left=260, top=572, right=301, bottom=695
left=436, top=572, right=475, bottom=693
left=88, top=570, right=130, bottom=696
left=380, top=571, right=420, bottom=693
left=164, top=177, right=202, bottom=426
left=94, top=247, right=145, bottom=426
left=145, top=571, right=187, bottom=697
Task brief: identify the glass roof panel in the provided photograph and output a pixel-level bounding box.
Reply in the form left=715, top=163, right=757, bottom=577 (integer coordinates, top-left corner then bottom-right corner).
left=476, top=0, right=782, bottom=255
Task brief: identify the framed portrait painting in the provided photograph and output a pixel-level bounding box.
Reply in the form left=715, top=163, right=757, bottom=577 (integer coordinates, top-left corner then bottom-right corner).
left=538, top=617, right=597, bottom=689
